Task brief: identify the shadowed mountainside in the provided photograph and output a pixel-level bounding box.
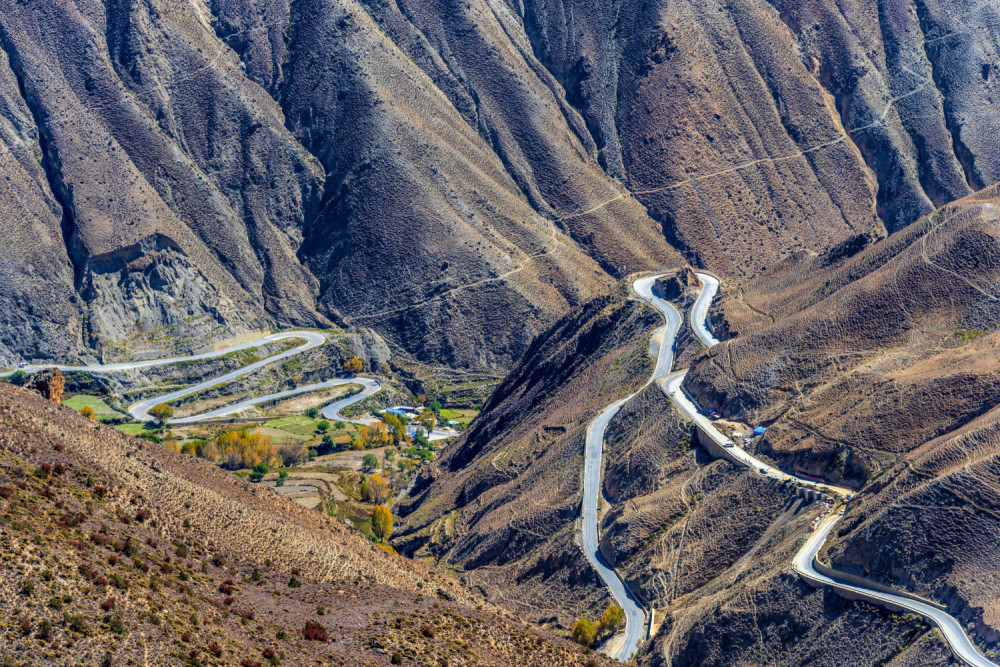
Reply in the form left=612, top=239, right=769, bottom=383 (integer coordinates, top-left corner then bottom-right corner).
left=3, top=0, right=1000, bottom=370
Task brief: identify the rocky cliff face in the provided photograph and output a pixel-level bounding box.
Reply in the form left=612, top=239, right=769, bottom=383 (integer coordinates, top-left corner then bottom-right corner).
left=2, top=0, right=998, bottom=371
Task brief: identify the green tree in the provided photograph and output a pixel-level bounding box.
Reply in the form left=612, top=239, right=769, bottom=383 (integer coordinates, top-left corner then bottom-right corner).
left=316, top=420, right=330, bottom=433
left=362, top=453, right=379, bottom=472
left=248, top=462, right=269, bottom=483
left=149, top=402, right=173, bottom=426
left=276, top=470, right=289, bottom=487
left=305, top=407, right=319, bottom=419
left=8, top=370, right=25, bottom=385
left=571, top=618, right=596, bottom=647
left=371, top=505, right=393, bottom=543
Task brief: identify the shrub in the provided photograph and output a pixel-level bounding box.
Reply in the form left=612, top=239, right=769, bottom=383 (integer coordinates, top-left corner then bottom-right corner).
left=175, top=542, right=188, bottom=558
left=68, top=615, right=90, bottom=635
left=420, top=624, right=435, bottom=638
left=288, top=576, right=302, bottom=588
left=391, top=654, right=402, bottom=665
left=80, top=405, right=95, bottom=419
left=302, top=619, right=328, bottom=641
left=101, top=597, right=116, bottom=612
left=36, top=619, right=52, bottom=640
left=19, top=579, right=34, bottom=596
left=248, top=462, right=268, bottom=483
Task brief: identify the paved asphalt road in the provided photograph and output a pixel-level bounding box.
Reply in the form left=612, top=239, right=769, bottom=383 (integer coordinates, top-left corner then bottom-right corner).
left=5, top=330, right=458, bottom=438
left=674, top=274, right=997, bottom=667
left=578, top=274, right=682, bottom=660
left=690, top=272, right=721, bottom=347
left=795, top=516, right=997, bottom=667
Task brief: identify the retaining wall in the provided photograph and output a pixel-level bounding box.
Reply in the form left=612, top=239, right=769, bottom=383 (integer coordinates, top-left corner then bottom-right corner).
left=809, top=559, right=947, bottom=611
left=694, top=422, right=746, bottom=467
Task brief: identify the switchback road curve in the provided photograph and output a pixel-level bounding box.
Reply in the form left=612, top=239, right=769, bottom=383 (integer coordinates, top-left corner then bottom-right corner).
left=579, top=275, right=682, bottom=660
left=4, top=331, right=455, bottom=438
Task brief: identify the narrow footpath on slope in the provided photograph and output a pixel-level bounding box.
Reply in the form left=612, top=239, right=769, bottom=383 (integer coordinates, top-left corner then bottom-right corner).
left=582, top=272, right=997, bottom=665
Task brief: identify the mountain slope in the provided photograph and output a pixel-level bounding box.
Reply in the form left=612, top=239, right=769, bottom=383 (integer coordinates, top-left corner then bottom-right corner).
left=396, top=286, right=661, bottom=627
left=683, top=183, right=1000, bottom=652
left=3, top=0, right=999, bottom=371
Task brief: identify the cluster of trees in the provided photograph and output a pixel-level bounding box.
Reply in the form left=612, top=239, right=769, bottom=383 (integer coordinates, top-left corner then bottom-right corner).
left=171, top=429, right=309, bottom=470
left=355, top=421, right=391, bottom=449
left=570, top=605, right=626, bottom=648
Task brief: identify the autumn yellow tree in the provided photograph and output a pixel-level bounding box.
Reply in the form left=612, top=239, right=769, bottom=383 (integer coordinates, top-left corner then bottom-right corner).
left=149, top=402, right=173, bottom=426
left=79, top=405, right=95, bottom=419
left=359, top=421, right=389, bottom=449
left=343, top=356, right=364, bottom=374
left=571, top=618, right=596, bottom=647
left=598, top=605, right=625, bottom=637
left=382, top=413, right=407, bottom=445
left=371, top=505, right=393, bottom=543
left=417, top=409, right=436, bottom=432
left=363, top=473, right=391, bottom=504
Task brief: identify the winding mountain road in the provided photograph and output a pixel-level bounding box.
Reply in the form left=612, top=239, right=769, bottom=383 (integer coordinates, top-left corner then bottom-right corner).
left=579, top=275, right=682, bottom=660
left=584, top=270, right=995, bottom=664
left=795, top=515, right=996, bottom=667
left=677, top=272, right=997, bottom=667
left=689, top=272, right=720, bottom=348
left=6, top=331, right=454, bottom=438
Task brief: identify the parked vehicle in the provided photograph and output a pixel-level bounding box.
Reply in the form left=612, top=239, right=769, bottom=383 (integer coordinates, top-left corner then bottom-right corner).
left=758, top=467, right=768, bottom=474
left=839, top=509, right=845, bottom=515
left=723, top=441, right=734, bottom=447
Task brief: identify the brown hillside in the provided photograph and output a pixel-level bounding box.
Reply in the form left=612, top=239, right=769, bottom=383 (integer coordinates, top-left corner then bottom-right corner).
left=396, top=285, right=661, bottom=628
left=0, top=383, right=616, bottom=666
left=685, top=184, right=1000, bottom=484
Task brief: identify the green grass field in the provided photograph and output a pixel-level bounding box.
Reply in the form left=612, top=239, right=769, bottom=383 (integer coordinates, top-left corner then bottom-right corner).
left=263, top=415, right=321, bottom=436
left=438, top=408, right=478, bottom=426
left=63, top=394, right=117, bottom=419
left=113, top=423, right=157, bottom=437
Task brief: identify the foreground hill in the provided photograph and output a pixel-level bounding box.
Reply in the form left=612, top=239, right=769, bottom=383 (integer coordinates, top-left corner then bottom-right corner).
left=0, top=383, right=615, bottom=666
